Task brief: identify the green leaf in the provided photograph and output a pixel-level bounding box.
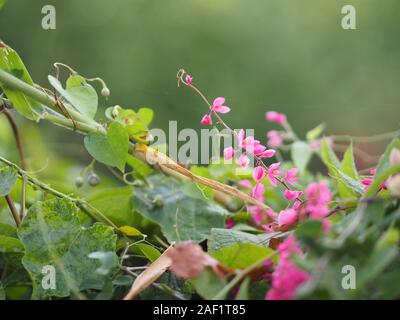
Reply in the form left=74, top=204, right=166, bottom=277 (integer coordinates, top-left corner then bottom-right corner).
left=137, top=243, right=161, bottom=262
left=210, top=243, right=275, bottom=269
left=321, top=139, right=361, bottom=199
left=48, top=74, right=98, bottom=121
left=321, top=137, right=340, bottom=168
left=112, top=275, right=133, bottom=286
left=84, top=121, right=129, bottom=172
left=119, top=225, right=142, bottom=237
left=0, top=0, right=7, bottom=11
left=0, top=43, right=43, bottom=120
left=18, top=198, right=117, bottom=299
left=306, top=123, right=325, bottom=141
left=295, top=220, right=323, bottom=239
left=190, top=269, right=227, bottom=300
left=375, top=138, right=400, bottom=177
left=365, top=138, right=400, bottom=197
left=88, top=187, right=135, bottom=226
left=0, top=234, right=24, bottom=253
left=207, top=228, right=280, bottom=252
left=328, top=164, right=364, bottom=196
left=340, top=143, right=359, bottom=180
left=87, top=251, right=118, bottom=276
left=126, top=154, right=152, bottom=177
left=359, top=246, right=398, bottom=287
left=137, top=108, right=154, bottom=126
left=132, top=175, right=226, bottom=243
left=291, top=141, right=313, bottom=173
left=235, top=277, right=250, bottom=300
left=0, top=222, right=17, bottom=237
left=0, top=166, right=17, bottom=196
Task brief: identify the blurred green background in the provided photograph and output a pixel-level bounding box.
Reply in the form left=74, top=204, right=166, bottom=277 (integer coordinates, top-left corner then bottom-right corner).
left=0, top=0, right=399, bottom=164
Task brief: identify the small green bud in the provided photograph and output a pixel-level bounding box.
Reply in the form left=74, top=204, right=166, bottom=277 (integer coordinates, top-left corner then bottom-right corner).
left=101, top=87, right=110, bottom=98
left=75, top=176, right=84, bottom=188
left=88, top=173, right=101, bottom=186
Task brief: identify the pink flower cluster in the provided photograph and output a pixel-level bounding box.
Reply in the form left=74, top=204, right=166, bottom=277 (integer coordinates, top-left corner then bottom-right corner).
left=223, top=129, right=276, bottom=172
left=303, top=181, right=332, bottom=231
left=266, top=235, right=310, bottom=300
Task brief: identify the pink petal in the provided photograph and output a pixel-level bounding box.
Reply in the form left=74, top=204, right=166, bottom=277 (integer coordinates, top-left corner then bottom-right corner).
left=223, top=147, right=235, bottom=161
left=284, top=190, right=303, bottom=200
left=253, top=166, right=265, bottom=182
left=185, top=75, right=193, bottom=85
left=260, top=149, right=276, bottom=158
left=212, top=105, right=231, bottom=114
left=278, top=209, right=298, bottom=227
left=200, top=114, right=212, bottom=125
left=238, top=179, right=252, bottom=189
left=213, top=97, right=225, bottom=106
left=238, top=153, right=250, bottom=168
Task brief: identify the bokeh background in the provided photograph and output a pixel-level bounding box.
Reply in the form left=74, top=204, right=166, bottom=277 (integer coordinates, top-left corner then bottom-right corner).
left=0, top=0, right=399, bottom=178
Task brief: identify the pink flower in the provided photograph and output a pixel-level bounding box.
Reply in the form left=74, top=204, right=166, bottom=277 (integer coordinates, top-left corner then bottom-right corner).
left=253, top=166, right=265, bottom=182
left=252, top=183, right=264, bottom=200
left=292, top=200, right=301, bottom=210
left=200, top=114, right=212, bottom=125
left=267, top=162, right=282, bottom=187
left=267, top=130, right=283, bottom=148
left=211, top=97, right=230, bottom=114
left=390, top=148, right=400, bottom=165
left=362, top=168, right=387, bottom=192
left=266, top=208, right=278, bottom=221
left=260, top=149, right=276, bottom=158
left=238, top=129, right=267, bottom=156
left=284, top=168, right=299, bottom=186
left=249, top=206, right=265, bottom=225
left=265, top=111, right=287, bottom=125
left=284, top=189, right=302, bottom=200
left=223, top=147, right=235, bottom=161
left=266, top=236, right=310, bottom=300
left=238, top=179, right=252, bottom=189
left=237, top=153, right=250, bottom=168
left=225, top=217, right=235, bottom=229
left=262, top=224, right=275, bottom=233
left=278, top=209, right=298, bottom=228
left=185, top=75, right=193, bottom=85
left=305, top=181, right=332, bottom=219
left=306, top=181, right=332, bottom=204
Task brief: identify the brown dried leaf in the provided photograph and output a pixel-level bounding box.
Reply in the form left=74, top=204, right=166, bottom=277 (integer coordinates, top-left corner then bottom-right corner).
left=123, top=246, right=173, bottom=300
left=167, top=242, right=230, bottom=279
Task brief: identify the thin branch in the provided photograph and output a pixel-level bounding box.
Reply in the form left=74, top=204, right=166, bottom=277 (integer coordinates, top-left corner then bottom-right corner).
left=2, top=109, right=27, bottom=170
left=5, top=194, right=21, bottom=227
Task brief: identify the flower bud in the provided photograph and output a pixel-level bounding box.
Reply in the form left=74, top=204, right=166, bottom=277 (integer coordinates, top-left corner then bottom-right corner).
left=389, top=148, right=400, bottom=165
left=75, top=176, right=84, bottom=188
left=101, top=87, right=110, bottom=98
left=387, top=174, right=400, bottom=197
left=87, top=173, right=100, bottom=186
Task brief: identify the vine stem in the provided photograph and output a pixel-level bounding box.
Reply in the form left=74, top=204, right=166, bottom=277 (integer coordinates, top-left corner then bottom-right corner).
left=0, top=156, right=120, bottom=232
left=0, top=68, right=273, bottom=211
left=5, top=195, right=21, bottom=227
left=1, top=108, right=27, bottom=170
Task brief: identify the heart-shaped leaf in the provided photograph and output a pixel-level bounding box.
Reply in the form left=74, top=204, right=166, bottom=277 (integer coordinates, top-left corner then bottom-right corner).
left=84, top=121, right=129, bottom=172
left=48, top=74, right=98, bottom=121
